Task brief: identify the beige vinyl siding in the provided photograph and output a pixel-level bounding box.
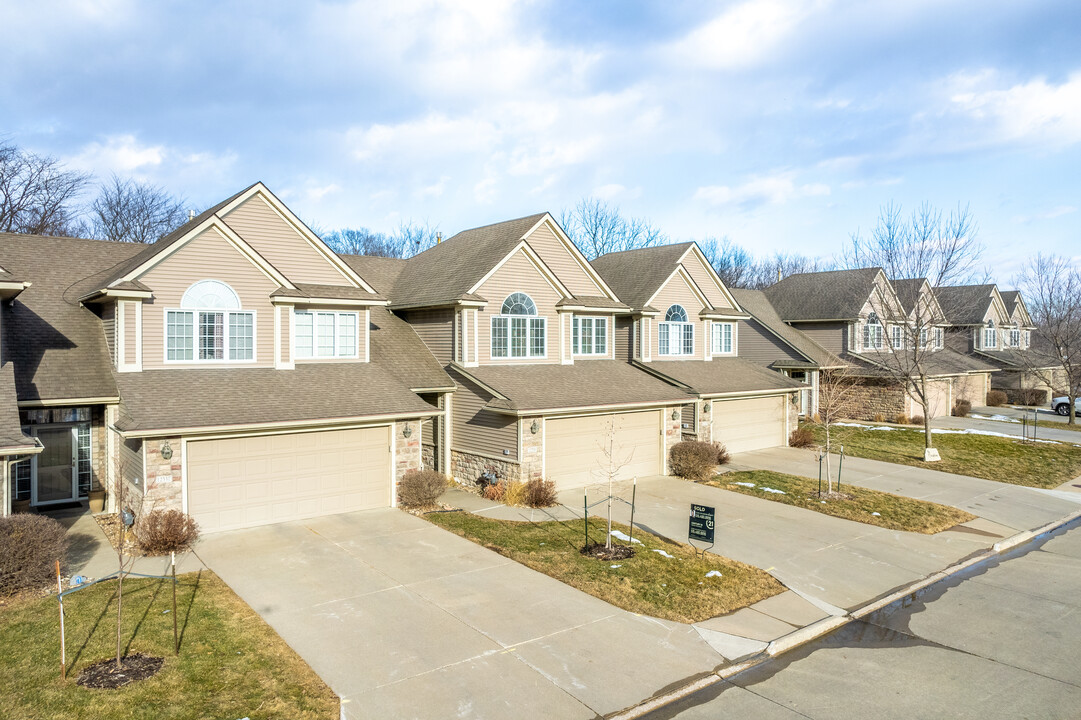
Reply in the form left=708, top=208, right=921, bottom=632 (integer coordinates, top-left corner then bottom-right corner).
left=280, top=307, right=292, bottom=364
left=402, top=308, right=454, bottom=365
left=681, top=403, right=697, bottom=434
left=711, top=396, right=786, bottom=454
left=476, top=248, right=561, bottom=365
left=291, top=305, right=367, bottom=364
left=791, top=322, right=847, bottom=354
left=139, top=227, right=277, bottom=369
left=449, top=368, right=518, bottom=460
left=523, top=221, right=605, bottom=297
left=119, top=437, right=143, bottom=483
left=681, top=254, right=734, bottom=310
left=651, top=273, right=706, bottom=360
left=737, top=319, right=806, bottom=365
left=187, top=427, right=392, bottom=533
left=614, top=316, right=634, bottom=361
left=123, top=301, right=137, bottom=365
left=101, top=303, right=116, bottom=365
left=545, top=410, right=663, bottom=490
left=222, top=194, right=351, bottom=285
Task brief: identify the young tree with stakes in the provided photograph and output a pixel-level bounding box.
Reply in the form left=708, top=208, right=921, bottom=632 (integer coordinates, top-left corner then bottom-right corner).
left=814, top=368, right=863, bottom=494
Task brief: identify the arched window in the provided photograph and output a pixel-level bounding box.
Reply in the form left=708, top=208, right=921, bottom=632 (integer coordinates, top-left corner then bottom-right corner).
left=660, top=304, right=694, bottom=356
left=492, top=293, right=545, bottom=358
left=501, top=292, right=537, bottom=316
left=984, top=319, right=997, bottom=349
left=167, top=280, right=254, bottom=362
left=862, top=312, right=883, bottom=350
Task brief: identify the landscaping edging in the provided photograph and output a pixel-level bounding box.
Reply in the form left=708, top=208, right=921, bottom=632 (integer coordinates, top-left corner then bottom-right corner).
left=608, top=505, right=1081, bottom=720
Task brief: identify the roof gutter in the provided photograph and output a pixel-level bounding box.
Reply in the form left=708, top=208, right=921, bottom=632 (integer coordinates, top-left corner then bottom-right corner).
left=18, top=396, right=120, bottom=408
left=485, top=398, right=692, bottom=418
left=112, top=409, right=443, bottom=440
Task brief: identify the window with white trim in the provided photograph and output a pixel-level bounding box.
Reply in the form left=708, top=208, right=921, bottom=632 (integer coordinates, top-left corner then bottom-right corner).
left=166, top=280, right=254, bottom=362
left=293, top=310, right=359, bottom=358
left=491, top=293, right=546, bottom=359
left=919, top=327, right=929, bottom=349
left=1024, top=330, right=1031, bottom=347
left=890, top=325, right=903, bottom=349
left=984, top=320, right=997, bottom=349
left=711, top=322, right=735, bottom=354
left=1009, top=326, right=1021, bottom=347
left=572, top=316, right=607, bottom=355
left=862, top=312, right=883, bottom=350
left=659, top=305, right=694, bottom=356
left=934, top=327, right=944, bottom=349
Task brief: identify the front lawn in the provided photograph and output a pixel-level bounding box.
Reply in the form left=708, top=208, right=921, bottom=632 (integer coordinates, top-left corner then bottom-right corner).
left=708, top=470, right=976, bottom=534
left=0, top=571, right=338, bottom=720
left=809, top=423, right=1081, bottom=488
left=426, top=512, right=784, bottom=623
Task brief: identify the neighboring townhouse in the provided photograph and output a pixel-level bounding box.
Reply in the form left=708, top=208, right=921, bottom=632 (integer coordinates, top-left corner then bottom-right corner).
left=347, top=214, right=696, bottom=491
left=765, top=269, right=993, bottom=420
left=935, top=284, right=1060, bottom=401
left=0, top=183, right=451, bottom=532
left=591, top=243, right=803, bottom=454
left=728, top=288, right=846, bottom=418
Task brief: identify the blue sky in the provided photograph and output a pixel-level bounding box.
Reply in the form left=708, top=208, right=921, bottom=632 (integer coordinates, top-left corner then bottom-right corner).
left=3, top=0, right=1079, bottom=275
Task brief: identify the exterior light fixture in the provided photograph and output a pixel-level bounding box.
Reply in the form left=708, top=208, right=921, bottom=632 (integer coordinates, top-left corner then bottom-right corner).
left=403, top=424, right=413, bottom=438
left=671, top=410, right=679, bottom=421
left=530, top=420, right=540, bottom=434
left=702, top=403, right=710, bottom=413
left=160, top=440, right=173, bottom=461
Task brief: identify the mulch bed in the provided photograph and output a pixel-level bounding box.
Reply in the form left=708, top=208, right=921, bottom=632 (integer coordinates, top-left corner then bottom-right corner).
left=94, top=514, right=154, bottom=557
left=580, top=542, right=637, bottom=561
left=75, top=653, right=164, bottom=689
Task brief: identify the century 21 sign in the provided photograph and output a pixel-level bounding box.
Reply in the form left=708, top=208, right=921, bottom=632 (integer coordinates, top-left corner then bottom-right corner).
left=689, top=504, right=715, bottom=544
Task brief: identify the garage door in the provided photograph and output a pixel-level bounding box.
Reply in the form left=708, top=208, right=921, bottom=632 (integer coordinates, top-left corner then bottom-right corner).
left=914, top=380, right=951, bottom=419
left=712, top=396, right=786, bottom=454
left=187, top=426, right=391, bottom=533
left=545, top=411, right=662, bottom=490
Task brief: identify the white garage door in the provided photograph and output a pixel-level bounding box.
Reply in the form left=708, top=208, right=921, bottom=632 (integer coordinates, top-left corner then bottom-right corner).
left=545, top=411, right=662, bottom=490
left=913, top=379, right=951, bottom=419
left=187, top=426, right=391, bottom=533
left=712, top=396, right=786, bottom=454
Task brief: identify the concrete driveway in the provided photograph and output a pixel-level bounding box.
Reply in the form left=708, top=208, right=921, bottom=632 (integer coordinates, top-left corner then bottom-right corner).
left=197, top=508, right=725, bottom=719
left=931, top=412, right=1081, bottom=446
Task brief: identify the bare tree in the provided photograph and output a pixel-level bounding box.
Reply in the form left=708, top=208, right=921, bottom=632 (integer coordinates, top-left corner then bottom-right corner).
left=0, top=141, right=91, bottom=236
left=593, top=418, right=635, bottom=550
left=842, top=202, right=984, bottom=459
left=1017, top=254, right=1081, bottom=425
left=815, top=368, right=862, bottom=493
left=560, top=197, right=667, bottom=259
left=698, top=235, right=754, bottom=288
left=324, top=227, right=402, bottom=257
left=89, top=175, right=189, bottom=244
left=750, top=252, right=834, bottom=289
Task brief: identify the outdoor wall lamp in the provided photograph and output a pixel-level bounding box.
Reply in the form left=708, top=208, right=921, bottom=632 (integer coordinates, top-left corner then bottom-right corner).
left=160, top=440, right=173, bottom=461
left=530, top=420, right=540, bottom=434
left=702, top=403, right=710, bottom=413
left=671, top=410, right=679, bottom=420
left=402, top=424, right=413, bottom=438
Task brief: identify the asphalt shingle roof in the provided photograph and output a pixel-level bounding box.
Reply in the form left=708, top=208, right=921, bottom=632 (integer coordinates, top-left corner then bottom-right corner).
left=590, top=243, right=696, bottom=312
left=765, top=267, right=883, bottom=322
left=638, top=358, right=805, bottom=396
left=339, top=255, right=409, bottom=297
left=730, top=289, right=845, bottom=369
left=933, top=284, right=997, bottom=326
left=0, top=364, right=36, bottom=452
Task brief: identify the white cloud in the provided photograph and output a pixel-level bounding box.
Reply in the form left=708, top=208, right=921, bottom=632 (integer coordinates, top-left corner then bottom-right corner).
left=694, top=171, right=830, bottom=208
left=64, top=134, right=236, bottom=187
left=945, top=69, right=1081, bottom=147
left=347, top=114, right=499, bottom=162
left=593, top=184, right=626, bottom=200
left=67, top=134, right=164, bottom=175
left=306, top=184, right=341, bottom=202
left=1012, top=205, right=1077, bottom=224
left=418, top=176, right=449, bottom=199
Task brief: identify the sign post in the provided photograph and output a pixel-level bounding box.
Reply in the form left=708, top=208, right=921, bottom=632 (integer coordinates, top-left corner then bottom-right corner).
left=688, top=504, right=716, bottom=556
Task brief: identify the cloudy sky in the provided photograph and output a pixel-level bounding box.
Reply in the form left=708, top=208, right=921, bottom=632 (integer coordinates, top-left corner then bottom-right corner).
left=3, top=0, right=1079, bottom=272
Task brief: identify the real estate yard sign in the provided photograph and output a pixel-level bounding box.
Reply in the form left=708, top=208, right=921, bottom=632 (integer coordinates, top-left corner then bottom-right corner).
left=688, top=504, right=715, bottom=552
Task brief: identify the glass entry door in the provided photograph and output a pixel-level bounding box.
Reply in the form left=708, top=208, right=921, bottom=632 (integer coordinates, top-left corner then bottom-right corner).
left=34, top=426, right=76, bottom=504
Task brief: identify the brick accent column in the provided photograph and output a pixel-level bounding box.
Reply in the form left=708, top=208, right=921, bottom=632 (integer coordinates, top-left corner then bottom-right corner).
left=519, top=416, right=544, bottom=480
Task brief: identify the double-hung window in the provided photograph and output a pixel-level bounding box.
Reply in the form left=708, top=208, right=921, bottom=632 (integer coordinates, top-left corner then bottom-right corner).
left=919, top=327, right=929, bottom=349
left=294, top=311, right=359, bottom=359
left=862, top=312, right=883, bottom=350
left=1009, top=327, right=1021, bottom=347
left=890, top=325, right=904, bottom=350
left=711, top=322, right=734, bottom=355
left=1024, top=330, right=1031, bottom=347
left=491, top=293, right=546, bottom=359
left=983, top=320, right=997, bottom=349
left=934, top=327, right=944, bottom=349
left=167, top=280, right=254, bottom=362
left=659, top=305, right=694, bottom=356
left=572, top=316, right=607, bottom=355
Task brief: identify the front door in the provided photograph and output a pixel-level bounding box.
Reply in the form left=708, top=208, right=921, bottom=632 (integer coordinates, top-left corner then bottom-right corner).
left=34, top=426, right=76, bottom=504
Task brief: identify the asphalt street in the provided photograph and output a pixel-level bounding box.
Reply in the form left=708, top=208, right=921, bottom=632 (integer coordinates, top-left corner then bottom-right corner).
left=642, top=518, right=1081, bottom=720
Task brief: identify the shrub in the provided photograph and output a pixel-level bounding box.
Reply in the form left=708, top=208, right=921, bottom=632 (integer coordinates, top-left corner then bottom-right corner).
left=669, top=441, right=728, bottom=482
left=952, top=400, right=972, bottom=417
left=135, top=509, right=200, bottom=555
left=789, top=425, right=815, bottom=448
left=986, top=389, right=1008, bottom=407
left=502, top=481, right=527, bottom=507
left=872, top=413, right=886, bottom=423
left=894, top=413, right=910, bottom=425
left=1005, top=388, right=1047, bottom=406
left=0, top=514, right=68, bottom=596
left=483, top=482, right=505, bottom=501
left=909, top=414, right=925, bottom=426
left=523, top=478, right=558, bottom=508
left=399, top=469, right=448, bottom=508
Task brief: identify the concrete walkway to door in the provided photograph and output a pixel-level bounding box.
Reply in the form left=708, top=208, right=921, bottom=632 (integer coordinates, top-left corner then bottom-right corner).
left=197, top=509, right=727, bottom=720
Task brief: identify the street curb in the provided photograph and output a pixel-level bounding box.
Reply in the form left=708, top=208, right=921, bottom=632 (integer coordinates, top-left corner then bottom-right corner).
left=606, top=508, right=1081, bottom=720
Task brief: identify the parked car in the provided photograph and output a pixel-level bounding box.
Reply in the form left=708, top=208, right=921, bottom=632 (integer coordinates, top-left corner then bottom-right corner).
left=1052, top=396, right=1081, bottom=416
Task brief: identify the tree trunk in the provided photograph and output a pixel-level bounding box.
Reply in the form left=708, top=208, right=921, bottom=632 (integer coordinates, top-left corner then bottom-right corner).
left=115, top=571, right=123, bottom=668
left=1070, top=393, right=1076, bottom=426
left=921, top=375, right=933, bottom=450
left=824, top=425, right=833, bottom=494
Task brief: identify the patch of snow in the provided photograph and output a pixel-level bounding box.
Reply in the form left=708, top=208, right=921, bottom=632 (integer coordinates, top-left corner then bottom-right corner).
left=970, top=413, right=1020, bottom=423
left=610, top=564, right=622, bottom=569
left=927, top=427, right=1062, bottom=444
left=760, top=487, right=786, bottom=494
left=835, top=422, right=896, bottom=431
left=820, top=501, right=826, bottom=504
left=653, top=549, right=676, bottom=559
left=705, top=570, right=723, bottom=578
left=732, top=482, right=756, bottom=488
left=871, top=512, right=881, bottom=517
left=610, top=530, right=643, bottom=544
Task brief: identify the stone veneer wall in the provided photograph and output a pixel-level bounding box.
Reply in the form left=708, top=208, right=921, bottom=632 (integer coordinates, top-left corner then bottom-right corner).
left=451, top=450, right=523, bottom=491
left=786, top=394, right=799, bottom=439
left=664, top=406, right=682, bottom=468
left=139, top=436, right=183, bottom=514
left=847, top=379, right=906, bottom=422
left=421, top=444, right=436, bottom=472
left=90, top=406, right=106, bottom=493
left=519, top=416, right=544, bottom=481
left=394, top=420, right=423, bottom=481
left=697, top=400, right=714, bottom=442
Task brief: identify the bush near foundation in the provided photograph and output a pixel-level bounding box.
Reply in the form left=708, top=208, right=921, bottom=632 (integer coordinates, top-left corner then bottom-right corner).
left=986, top=389, right=1008, bottom=407
left=1005, top=388, right=1047, bottom=406
left=669, top=441, right=729, bottom=482
left=523, top=479, right=558, bottom=508
left=910, top=414, right=925, bottom=426
left=136, top=509, right=200, bottom=555
left=952, top=400, right=972, bottom=417
left=399, top=470, right=448, bottom=508
left=0, top=514, right=68, bottom=596
left=789, top=426, right=815, bottom=448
